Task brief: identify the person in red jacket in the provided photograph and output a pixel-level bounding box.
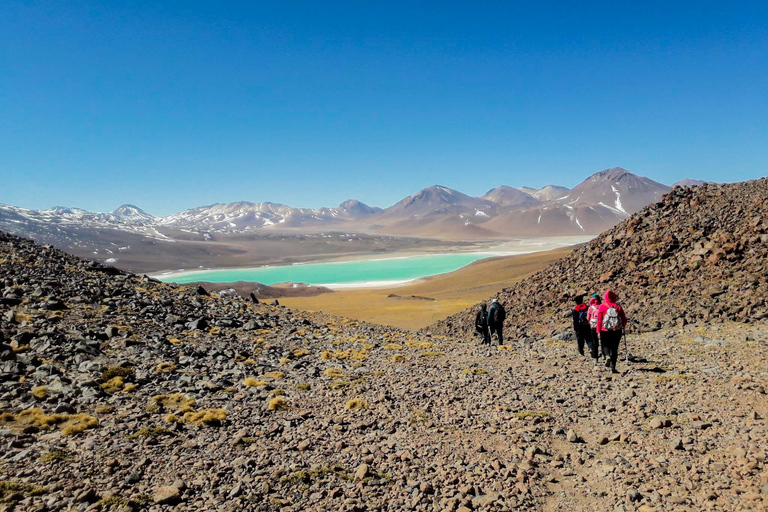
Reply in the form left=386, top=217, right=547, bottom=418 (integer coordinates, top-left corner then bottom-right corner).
left=596, top=290, right=628, bottom=373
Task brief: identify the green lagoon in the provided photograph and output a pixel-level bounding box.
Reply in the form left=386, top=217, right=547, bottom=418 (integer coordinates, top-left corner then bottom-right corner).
left=158, top=252, right=497, bottom=287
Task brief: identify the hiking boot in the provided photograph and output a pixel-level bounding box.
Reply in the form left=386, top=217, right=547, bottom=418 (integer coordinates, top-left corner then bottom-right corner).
left=605, top=359, right=611, bottom=368
left=611, top=368, right=619, bottom=374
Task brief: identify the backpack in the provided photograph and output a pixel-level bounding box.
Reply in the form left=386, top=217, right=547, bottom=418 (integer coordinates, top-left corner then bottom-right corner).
left=602, top=306, right=621, bottom=331
left=577, top=308, right=590, bottom=329
left=589, top=305, right=599, bottom=329
left=489, top=304, right=505, bottom=324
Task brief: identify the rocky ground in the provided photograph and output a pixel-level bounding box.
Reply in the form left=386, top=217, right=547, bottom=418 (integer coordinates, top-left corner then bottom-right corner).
left=1, top=225, right=767, bottom=512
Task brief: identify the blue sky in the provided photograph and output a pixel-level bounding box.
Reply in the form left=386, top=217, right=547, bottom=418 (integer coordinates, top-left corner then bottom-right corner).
left=1, top=1, right=767, bottom=215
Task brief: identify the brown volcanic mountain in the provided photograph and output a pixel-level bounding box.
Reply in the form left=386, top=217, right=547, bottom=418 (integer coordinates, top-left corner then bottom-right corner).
left=562, top=167, right=670, bottom=214
left=481, top=186, right=541, bottom=208
left=432, top=178, right=768, bottom=339
left=482, top=167, right=671, bottom=237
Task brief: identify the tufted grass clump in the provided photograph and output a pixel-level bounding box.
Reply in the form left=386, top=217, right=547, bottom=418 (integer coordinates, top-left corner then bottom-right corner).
left=391, top=354, right=406, bottom=363
left=31, top=386, right=48, bottom=400
left=655, top=374, right=691, bottom=383
left=60, top=414, right=99, bottom=435
left=420, top=351, right=443, bottom=358
left=155, top=362, right=177, bottom=373
left=498, top=345, right=513, bottom=351
left=406, top=341, right=433, bottom=349
left=101, top=366, right=134, bottom=381
left=95, top=405, right=114, bottom=414
left=183, top=409, right=227, bottom=426
left=324, top=368, right=345, bottom=379
left=295, top=383, right=310, bottom=391
left=102, top=376, right=125, bottom=393
left=14, top=312, right=33, bottom=324
left=244, top=377, right=268, bottom=388
left=128, top=427, right=173, bottom=439
left=267, top=396, right=289, bottom=411
left=40, top=450, right=68, bottom=463
left=461, top=368, right=487, bottom=376
left=7, top=408, right=98, bottom=436
left=263, top=371, right=285, bottom=380
left=345, top=398, right=368, bottom=410
left=151, top=394, right=196, bottom=413
left=514, top=410, right=550, bottom=420
left=293, top=348, right=310, bottom=358
left=98, top=496, right=129, bottom=509
left=383, top=343, right=403, bottom=351
left=0, top=481, right=47, bottom=501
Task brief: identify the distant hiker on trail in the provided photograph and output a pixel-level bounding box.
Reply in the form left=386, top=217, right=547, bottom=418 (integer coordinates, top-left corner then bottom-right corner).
left=586, top=295, right=601, bottom=362
left=487, top=298, right=506, bottom=345
left=475, top=304, right=490, bottom=345
left=596, top=290, right=628, bottom=373
left=571, top=296, right=590, bottom=357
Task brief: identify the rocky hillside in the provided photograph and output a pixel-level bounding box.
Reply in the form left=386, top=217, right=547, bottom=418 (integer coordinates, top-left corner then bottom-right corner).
left=1, top=228, right=768, bottom=511
left=434, top=179, right=768, bottom=339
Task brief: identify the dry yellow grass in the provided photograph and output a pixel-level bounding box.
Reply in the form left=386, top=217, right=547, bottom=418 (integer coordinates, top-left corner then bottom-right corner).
left=279, top=248, right=570, bottom=329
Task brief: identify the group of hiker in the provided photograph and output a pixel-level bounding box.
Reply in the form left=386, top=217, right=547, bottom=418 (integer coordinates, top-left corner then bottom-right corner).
left=474, top=298, right=506, bottom=346
left=572, top=290, right=628, bottom=373
left=473, top=289, right=628, bottom=374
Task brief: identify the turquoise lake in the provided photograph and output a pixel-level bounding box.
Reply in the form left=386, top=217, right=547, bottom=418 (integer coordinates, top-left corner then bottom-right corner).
left=159, top=253, right=498, bottom=287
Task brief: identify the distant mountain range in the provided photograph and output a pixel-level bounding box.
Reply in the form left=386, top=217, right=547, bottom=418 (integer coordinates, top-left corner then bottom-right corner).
left=0, top=167, right=700, bottom=263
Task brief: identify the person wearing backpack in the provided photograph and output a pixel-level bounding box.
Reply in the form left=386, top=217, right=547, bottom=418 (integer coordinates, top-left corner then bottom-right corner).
left=571, top=296, right=591, bottom=357
left=487, top=298, right=506, bottom=345
left=596, top=290, right=627, bottom=373
left=586, top=295, right=601, bottom=362
left=475, top=303, right=491, bottom=345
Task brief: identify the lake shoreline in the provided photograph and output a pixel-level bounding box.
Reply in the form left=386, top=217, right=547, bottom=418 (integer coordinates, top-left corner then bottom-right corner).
left=154, top=236, right=592, bottom=287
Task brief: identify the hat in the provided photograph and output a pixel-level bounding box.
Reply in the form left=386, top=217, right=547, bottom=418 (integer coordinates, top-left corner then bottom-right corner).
left=492, top=298, right=498, bottom=303
left=591, top=293, right=599, bottom=299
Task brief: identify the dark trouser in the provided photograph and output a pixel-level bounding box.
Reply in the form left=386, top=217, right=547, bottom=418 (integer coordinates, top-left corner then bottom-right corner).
left=601, top=330, right=623, bottom=370
left=477, top=327, right=490, bottom=345
left=490, top=325, right=503, bottom=345
left=576, top=327, right=590, bottom=356
left=590, top=329, right=600, bottom=359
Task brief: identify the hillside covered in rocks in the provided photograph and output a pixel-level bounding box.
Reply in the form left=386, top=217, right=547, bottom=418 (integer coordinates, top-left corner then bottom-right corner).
left=434, top=179, right=768, bottom=339
left=1, top=215, right=767, bottom=511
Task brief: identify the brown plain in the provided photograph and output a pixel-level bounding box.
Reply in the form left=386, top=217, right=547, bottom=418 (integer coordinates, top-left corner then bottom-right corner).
left=279, top=246, right=571, bottom=330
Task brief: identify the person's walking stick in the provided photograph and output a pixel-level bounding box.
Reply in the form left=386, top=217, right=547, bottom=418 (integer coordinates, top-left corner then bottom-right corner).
left=624, top=321, right=631, bottom=362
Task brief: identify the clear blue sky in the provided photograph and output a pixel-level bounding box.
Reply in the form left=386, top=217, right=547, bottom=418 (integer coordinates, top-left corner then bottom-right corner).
left=2, top=1, right=767, bottom=215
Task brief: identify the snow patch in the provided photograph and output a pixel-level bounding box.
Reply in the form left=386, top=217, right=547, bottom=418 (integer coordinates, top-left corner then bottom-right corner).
left=610, top=185, right=626, bottom=213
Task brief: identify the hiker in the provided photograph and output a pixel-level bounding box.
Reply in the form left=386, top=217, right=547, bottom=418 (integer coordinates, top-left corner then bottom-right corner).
left=487, top=298, right=506, bottom=345
left=589, top=293, right=608, bottom=359
left=587, top=294, right=601, bottom=362
left=571, top=296, right=590, bottom=357
left=475, top=304, right=491, bottom=345
left=596, top=290, right=627, bottom=373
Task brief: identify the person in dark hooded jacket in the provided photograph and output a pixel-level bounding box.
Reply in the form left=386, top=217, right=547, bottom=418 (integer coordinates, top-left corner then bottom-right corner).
left=596, top=290, right=628, bottom=373
left=475, top=304, right=490, bottom=345
left=571, top=296, right=590, bottom=357
left=487, top=299, right=506, bottom=345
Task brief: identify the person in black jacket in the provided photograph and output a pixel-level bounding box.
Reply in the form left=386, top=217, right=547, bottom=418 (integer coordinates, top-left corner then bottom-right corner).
left=487, top=299, right=506, bottom=346
left=571, top=295, right=591, bottom=357
left=475, top=304, right=490, bottom=345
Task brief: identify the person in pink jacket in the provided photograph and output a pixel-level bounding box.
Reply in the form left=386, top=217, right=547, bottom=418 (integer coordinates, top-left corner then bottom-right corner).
left=596, top=290, right=627, bottom=373
left=586, top=296, right=601, bottom=362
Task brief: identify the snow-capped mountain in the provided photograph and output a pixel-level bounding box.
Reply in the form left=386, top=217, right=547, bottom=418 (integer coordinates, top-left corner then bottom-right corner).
left=0, top=167, right=689, bottom=247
